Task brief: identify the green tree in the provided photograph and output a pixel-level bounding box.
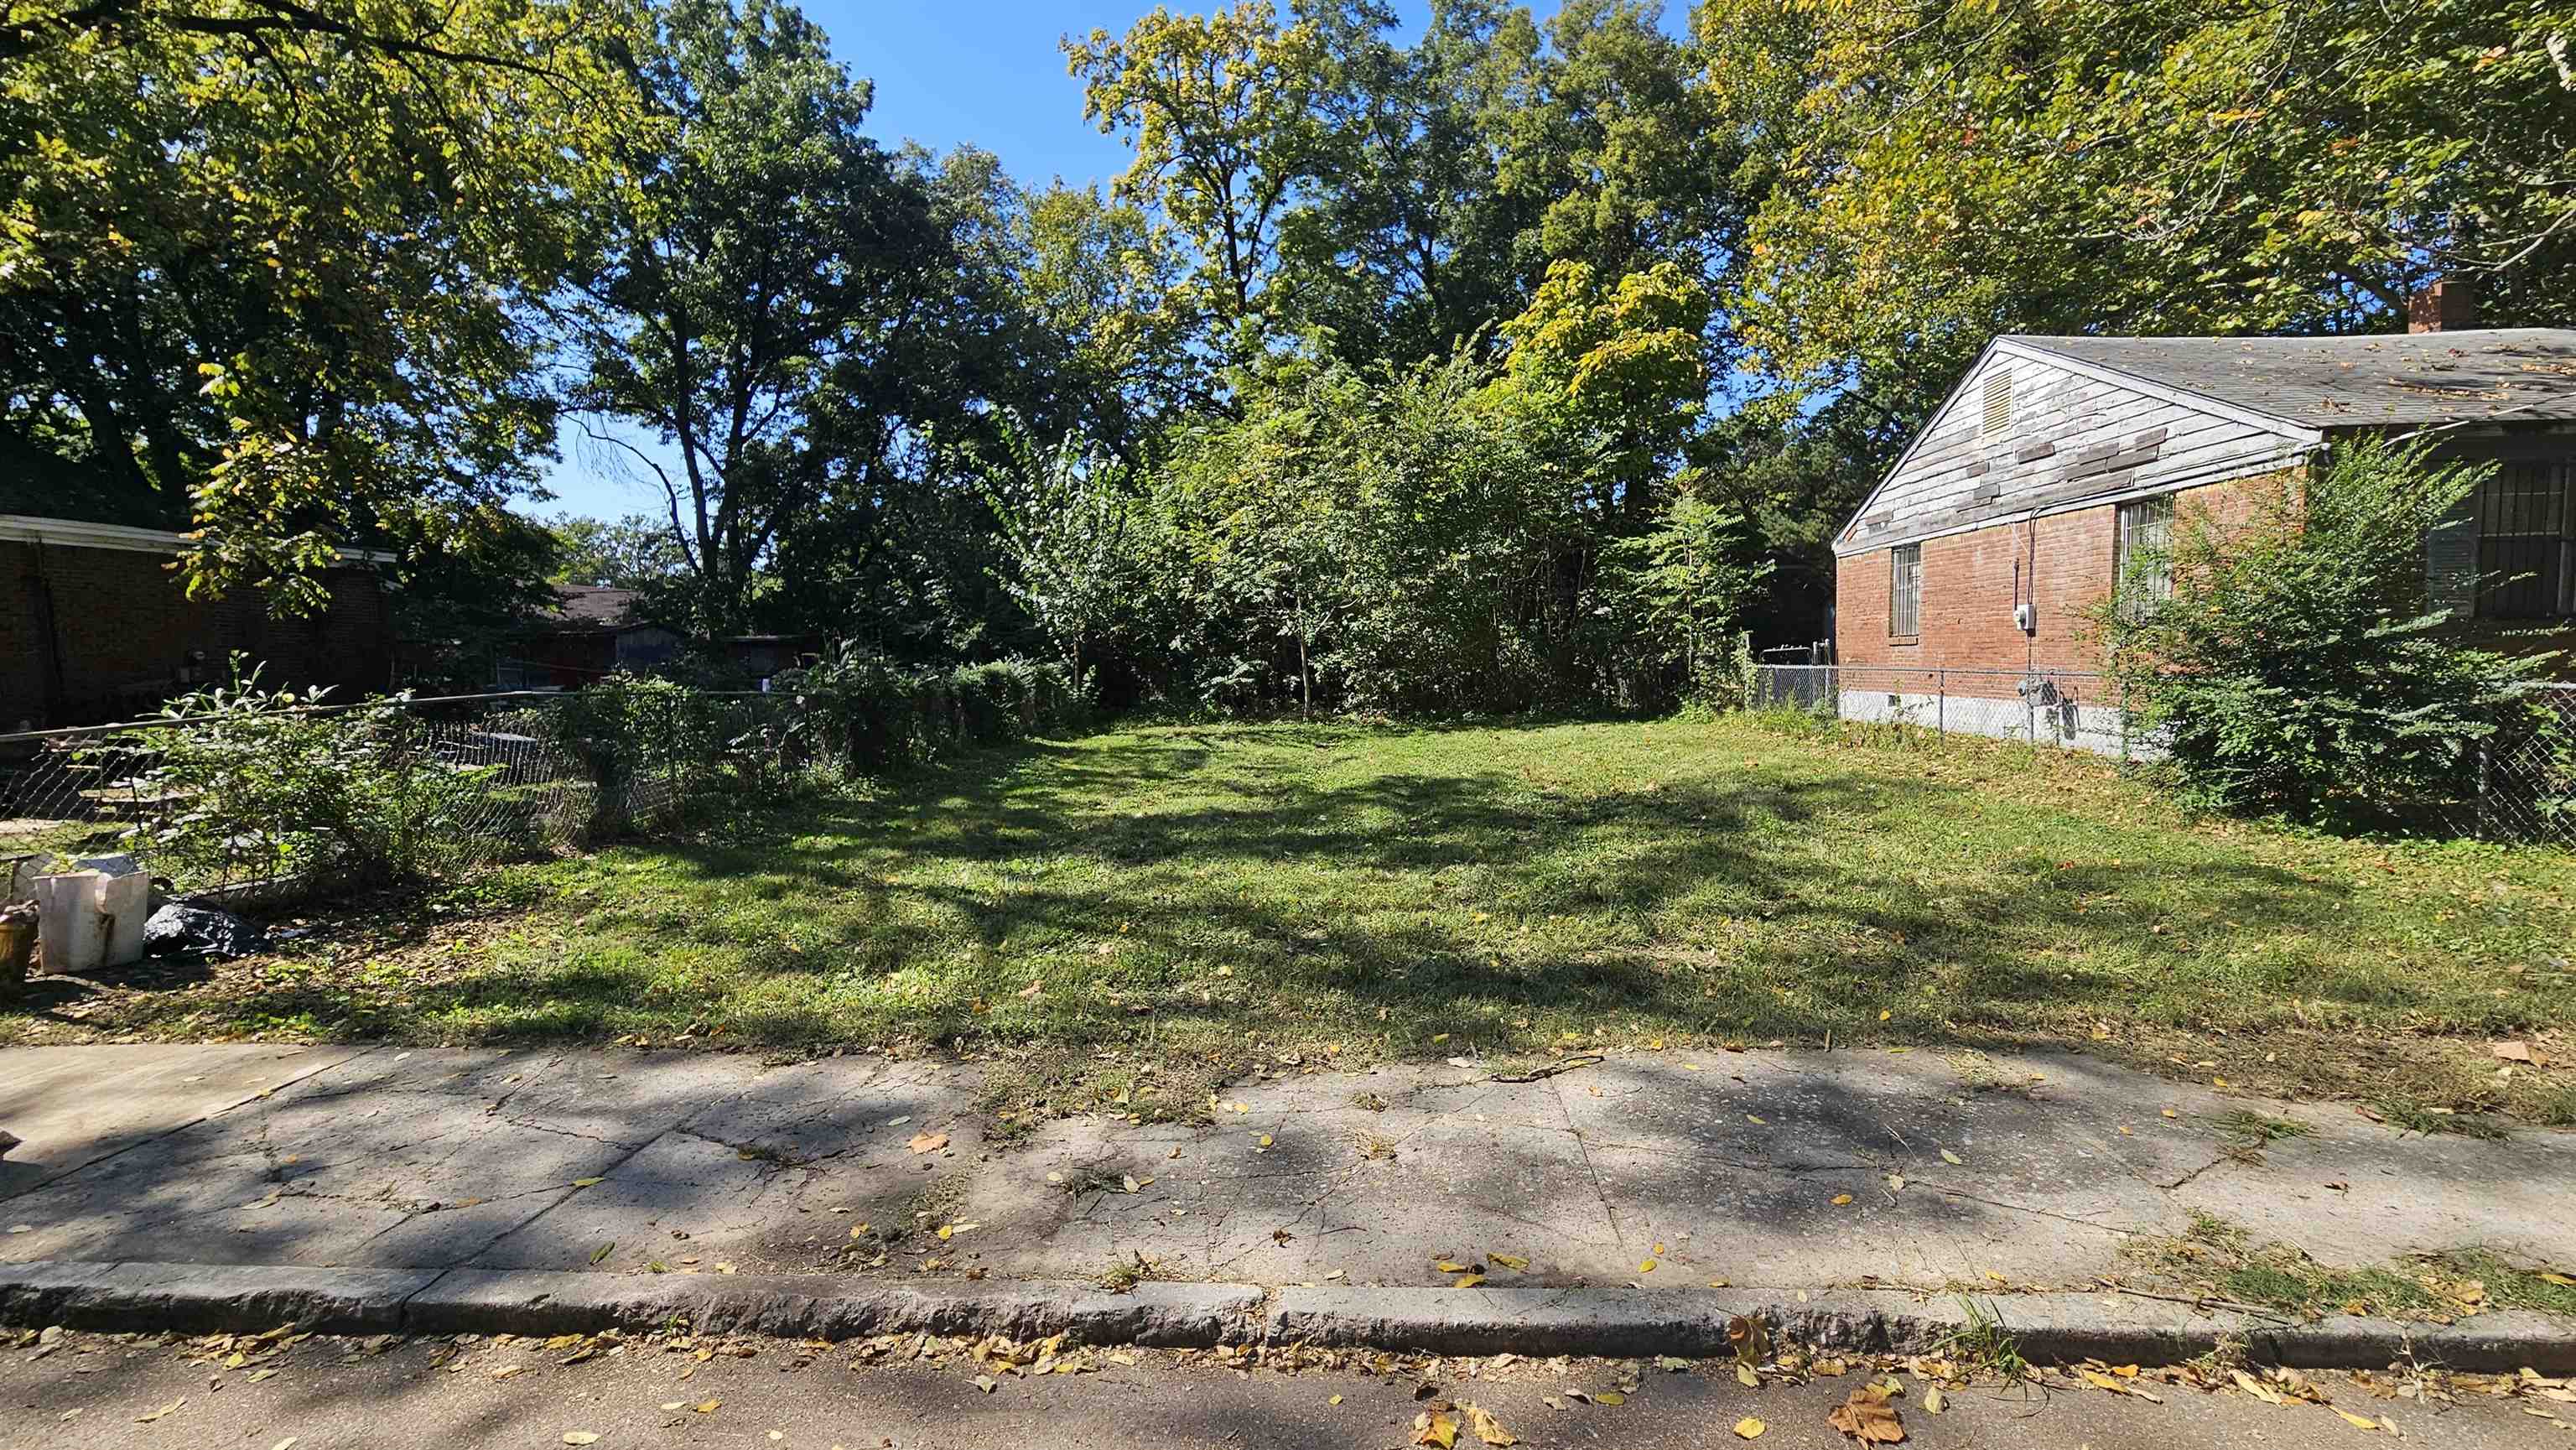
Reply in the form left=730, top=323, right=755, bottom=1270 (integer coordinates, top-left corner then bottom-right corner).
left=1484, top=258, right=1712, bottom=517
left=1066, top=1, right=1337, bottom=358
left=546, top=512, right=690, bottom=588
left=978, top=424, right=1141, bottom=690
left=0, top=0, right=639, bottom=612
left=1699, top=0, right=2576, bottom=401
left=563, top=0, right=967, bottom=635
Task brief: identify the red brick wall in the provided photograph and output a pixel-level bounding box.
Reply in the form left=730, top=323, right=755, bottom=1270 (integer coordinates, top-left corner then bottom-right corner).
left=1836, top=476, right=2274, bottom=675
left=3, top=542, right=390, bottom=726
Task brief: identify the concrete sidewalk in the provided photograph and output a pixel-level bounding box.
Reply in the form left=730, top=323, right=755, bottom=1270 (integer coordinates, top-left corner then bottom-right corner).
left=5, top=1041, right=2570, bottom=1300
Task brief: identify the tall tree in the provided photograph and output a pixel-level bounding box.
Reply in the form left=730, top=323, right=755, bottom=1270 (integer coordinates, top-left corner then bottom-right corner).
left=1065, top=1, right=1337, bottom=361
left=1698, top=0, right=2576, bottom=403
left=0, top=0, right=636, bottom=611
left=564, top=0, right=963, bottom=634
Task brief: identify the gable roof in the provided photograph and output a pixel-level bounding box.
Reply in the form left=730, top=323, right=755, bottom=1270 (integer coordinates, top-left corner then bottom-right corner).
left=2012, top=328, right=2576, bottom=429
left=543, top=584, right=654, bottom=632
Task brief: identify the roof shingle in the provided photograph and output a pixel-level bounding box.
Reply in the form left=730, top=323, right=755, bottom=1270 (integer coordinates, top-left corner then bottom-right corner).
left=2011, top=328, right=2576, bottom=429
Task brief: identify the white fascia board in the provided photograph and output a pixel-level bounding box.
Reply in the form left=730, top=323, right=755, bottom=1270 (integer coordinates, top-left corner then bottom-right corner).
left=0, top=514, right=395, bottom=564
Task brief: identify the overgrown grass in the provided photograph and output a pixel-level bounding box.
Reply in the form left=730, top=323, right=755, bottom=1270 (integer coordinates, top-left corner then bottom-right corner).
left=2134, top=1214, right=2576, bottom=1322
left=7, top=715, right=2572, bottom=1120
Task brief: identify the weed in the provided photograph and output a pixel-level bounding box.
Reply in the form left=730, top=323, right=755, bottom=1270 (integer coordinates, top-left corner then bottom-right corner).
left=1355, top=1132, right=1398, bottom=1162
left=1935, top=1297, right=2030, bottom=1384
left=1352, top=1091, right=1389, bottom=1113
left=2373, top=1098, right=2511, bottom=1141
left=2212, top=1109, right=2313, bottom=1148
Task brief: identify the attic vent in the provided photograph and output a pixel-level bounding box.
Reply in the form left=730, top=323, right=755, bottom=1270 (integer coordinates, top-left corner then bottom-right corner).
left=1980, top=368, right=2013, bottom=437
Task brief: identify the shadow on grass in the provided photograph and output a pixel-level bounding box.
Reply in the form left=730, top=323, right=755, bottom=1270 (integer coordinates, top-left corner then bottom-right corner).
left=9, top=719, right=2418, bottom=1075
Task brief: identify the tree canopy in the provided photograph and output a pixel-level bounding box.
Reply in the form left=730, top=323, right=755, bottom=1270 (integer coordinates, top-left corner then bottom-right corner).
left=12, top=0, right=2569, bottom=710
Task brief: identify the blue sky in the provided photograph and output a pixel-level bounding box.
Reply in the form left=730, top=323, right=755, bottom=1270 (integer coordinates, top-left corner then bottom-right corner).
left=540, top=1, right=1685, bottom=521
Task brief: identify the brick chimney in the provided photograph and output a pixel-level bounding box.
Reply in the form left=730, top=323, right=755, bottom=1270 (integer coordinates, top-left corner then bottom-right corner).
left=2407, top=278, right=2478, bottom=333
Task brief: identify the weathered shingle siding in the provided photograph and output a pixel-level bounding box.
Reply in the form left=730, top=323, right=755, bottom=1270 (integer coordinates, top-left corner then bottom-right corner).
left=1842, top=346, right=2312, bottom=556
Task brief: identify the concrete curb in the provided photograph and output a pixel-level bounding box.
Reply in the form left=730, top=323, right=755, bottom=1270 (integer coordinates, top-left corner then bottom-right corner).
left=2, top=1262, right=2568, bottom=1372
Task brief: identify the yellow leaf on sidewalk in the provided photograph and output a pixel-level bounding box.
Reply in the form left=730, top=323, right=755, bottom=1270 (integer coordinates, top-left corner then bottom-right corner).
left=1732, top=1417, right=1767, bottom=1439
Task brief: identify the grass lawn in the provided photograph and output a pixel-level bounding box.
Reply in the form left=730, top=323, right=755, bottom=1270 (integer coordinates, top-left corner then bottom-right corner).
left=7, top=713, right=2571, bottom=1125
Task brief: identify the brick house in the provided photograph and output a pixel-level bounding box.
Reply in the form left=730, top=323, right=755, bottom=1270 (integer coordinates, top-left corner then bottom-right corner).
left=2, top=514, right=393, bottom=729
left=486, top=585, right=686, bottom=690
left=1831, top=315, right=2576, bottom=751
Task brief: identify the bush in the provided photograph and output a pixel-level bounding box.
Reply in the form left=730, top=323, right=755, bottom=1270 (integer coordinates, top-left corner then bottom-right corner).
left=96, top=664, right=499, bottom=888
left=776, top=645, right=1079, bottom=777
left=2091, top=438, right=2563, bottom=824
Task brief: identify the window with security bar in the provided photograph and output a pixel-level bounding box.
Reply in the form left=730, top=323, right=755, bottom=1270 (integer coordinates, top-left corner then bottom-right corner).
left=2475, top=461, right=2574, bottom=619
left=1888, top=543, right=1921, bottom=637
left=2115, top=495, right=2174, bottom=620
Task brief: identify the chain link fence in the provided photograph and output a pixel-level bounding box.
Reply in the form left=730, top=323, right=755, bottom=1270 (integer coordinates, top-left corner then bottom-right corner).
left=1752, top=664, right=2575, bottom=847
left=1753, top=664, right=2132, bottom=757
left=0, top=690, right=794, bottom=902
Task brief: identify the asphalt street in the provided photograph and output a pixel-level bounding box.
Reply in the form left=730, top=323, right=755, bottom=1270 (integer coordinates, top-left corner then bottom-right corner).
left=3, top=1326, right=2563, bottom=1450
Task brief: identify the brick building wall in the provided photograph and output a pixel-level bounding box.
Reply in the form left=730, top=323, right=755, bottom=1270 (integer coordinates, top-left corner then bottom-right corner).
left=1835, top=474, right=2275, bottom=675
left=3, top=539, right=390, bottom=727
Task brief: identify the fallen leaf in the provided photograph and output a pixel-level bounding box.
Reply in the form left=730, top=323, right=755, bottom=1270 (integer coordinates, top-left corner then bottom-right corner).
left=1733, top=1417, right=1767, bottom=1439
left=1436, top=1260, right=1474, bottom=1273
left=1329, top=1394, right=1344, bottom=1406
left=1826, top=1387, right=1906, bottom=1442
left=1746, top=1114, right=1767, bottom=1125
left=1414, top=1408, right=1460, bottom=1447
left=1489, top=1253, right=1530, bottom=1271
left=695, top=1400, right=722, bottom=1413
left=1939, top=1150, right=1963, bottom=1166
left=137, top=1398, right=186, bottom=1423
left=1593, top=1391, right=1627, bottom=1406
left=1831, top=1194, right=1854, bottom=1207
left=1453, top=1274, right=1486, bottom=1288
left=1922, top=1387, right=1946, bottom=1415
left=972, top=1375, right=997, bottom=1394
left=2335, top=1408, right=2385, bottom=1430
left=1639, top=1258, right=1658, bottom=1273
left=563, top=1437, right=600, bottom=1447
left=661, top=1401, right=686, bottom=1411
left=571, top=1177, right=604, bottom=1188
left=589, top=1242, right=614, bottom=1265
left=2492, top=1041, right=2535, bottom=1063
left=1465, top=1403, right=1519, bottom=1446
left=492, top=1365, right=524, bottom=1380
left=1737, top=1363, right=1761, bottom=1388
left=907, top=1132, right=949, bottom=1154
left=2540, top=1272, right=2576, bottom=1287
left=247, top=1368, right=278, bottom=1385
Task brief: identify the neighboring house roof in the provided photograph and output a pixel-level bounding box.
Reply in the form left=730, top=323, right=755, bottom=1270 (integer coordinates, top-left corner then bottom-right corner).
left=1834, top=327, right=2576, bottom=559
left=541, top=585, right=662, bottom=634
left=2012, top=328, right=2576, bottom=429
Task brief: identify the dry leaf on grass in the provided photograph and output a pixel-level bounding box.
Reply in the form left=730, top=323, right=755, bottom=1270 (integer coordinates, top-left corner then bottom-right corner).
left=1465, top=1404, right=1519, bottom=1446
left=1733, top=1417, right=1767, bottom=1439
left=2492, top=1041, right=2537, bottom=1064
left=1826, top=1387, right=1906, bottom=1443
left=907, top=1131, right=950, bottom=1154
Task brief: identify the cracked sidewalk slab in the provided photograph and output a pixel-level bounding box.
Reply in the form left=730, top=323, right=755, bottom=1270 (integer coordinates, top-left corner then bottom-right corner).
left=4, top=1043, right=2573, bottom=1301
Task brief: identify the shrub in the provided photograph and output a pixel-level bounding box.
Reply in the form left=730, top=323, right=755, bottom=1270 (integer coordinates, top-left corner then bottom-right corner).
left=2090, top=438, right=2563, bottom=824
left=776, top=646, right=1078, bottom=777
left=97, top=663, right=499, bottom=888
